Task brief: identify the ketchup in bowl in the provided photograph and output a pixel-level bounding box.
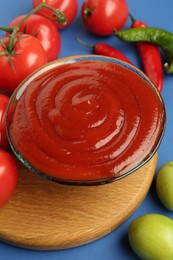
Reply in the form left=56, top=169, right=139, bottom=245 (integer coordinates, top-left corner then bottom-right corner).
left=6, top=55, right=166, bottom=185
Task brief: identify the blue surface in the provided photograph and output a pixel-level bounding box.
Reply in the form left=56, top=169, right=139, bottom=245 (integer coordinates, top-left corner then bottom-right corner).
left=0, top=0, right=173, bottom=259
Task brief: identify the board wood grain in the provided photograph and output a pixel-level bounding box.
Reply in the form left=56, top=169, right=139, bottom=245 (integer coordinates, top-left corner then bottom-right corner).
left=0, top=153, right=158, bottom=250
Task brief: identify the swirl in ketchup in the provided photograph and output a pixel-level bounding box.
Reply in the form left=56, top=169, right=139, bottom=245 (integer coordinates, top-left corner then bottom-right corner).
left=7, top=57, right=165, bottom=184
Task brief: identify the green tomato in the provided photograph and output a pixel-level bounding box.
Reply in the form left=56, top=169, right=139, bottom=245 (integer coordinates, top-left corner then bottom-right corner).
left=156, top=162, right=173, bottom=210
left=128, top=214, right=173, bottom=260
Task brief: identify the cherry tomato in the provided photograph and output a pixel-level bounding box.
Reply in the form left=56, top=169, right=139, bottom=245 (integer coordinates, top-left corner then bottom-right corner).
left=0, top=34, right=47, bottom=95
left=81, top=0, right=129, bottom=36
left=0, top=93, right=10, bottom=150
left=0, top=149, right=18, bottom=208
left=9, top=14, right=61, bottom=62
left=33, top=0, right=78, bottom=30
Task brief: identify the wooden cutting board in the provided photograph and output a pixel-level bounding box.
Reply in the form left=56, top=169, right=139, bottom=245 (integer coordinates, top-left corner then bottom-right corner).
left=0, top=153, right=158, bottom=250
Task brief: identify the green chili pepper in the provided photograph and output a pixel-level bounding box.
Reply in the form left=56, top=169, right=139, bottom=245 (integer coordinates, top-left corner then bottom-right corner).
left=113, top=27, right=173, bottom=74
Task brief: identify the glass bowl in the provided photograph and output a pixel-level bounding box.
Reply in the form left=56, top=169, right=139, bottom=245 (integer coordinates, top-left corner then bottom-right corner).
left=5, top=55, right=166, bottom=186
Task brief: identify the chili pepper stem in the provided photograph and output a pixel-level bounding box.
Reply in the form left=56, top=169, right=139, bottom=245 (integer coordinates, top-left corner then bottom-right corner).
left=128, top=13, right=136, bottom=23
left=164, top=61, right=173, bottom=74
left=75, top=37, right=94, bottom=49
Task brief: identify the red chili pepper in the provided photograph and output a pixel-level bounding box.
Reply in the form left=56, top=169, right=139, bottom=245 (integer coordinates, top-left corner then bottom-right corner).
left=129, top=14, right=163, bottom=92
left=76, top=37, right=133, bottom=65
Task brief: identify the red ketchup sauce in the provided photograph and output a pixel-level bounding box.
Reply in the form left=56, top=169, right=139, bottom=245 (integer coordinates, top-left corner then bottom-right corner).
left=8, top=59, right=165, bottom=184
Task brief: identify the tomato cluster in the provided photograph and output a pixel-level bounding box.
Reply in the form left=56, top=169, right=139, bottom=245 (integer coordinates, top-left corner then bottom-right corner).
left=0, top=0, right=79, bottom=208
left=0, top=0, right=78, bottom=96
left=0, top=0, right=129, bottom=208
left=0, top=0, right=128, bottom=95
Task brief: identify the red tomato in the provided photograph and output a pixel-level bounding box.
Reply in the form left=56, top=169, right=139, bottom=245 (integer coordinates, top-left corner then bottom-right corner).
left=81, top=0, right=129, bottom=36
left=0, top=34, right=47, bottom=95
left=33, top=0, right=78, bottom=30
left=0, top=94, right=10, bottom=150
left=0, top=149, right=18, bottom=208
left=9, top=14, right=61, bottom=62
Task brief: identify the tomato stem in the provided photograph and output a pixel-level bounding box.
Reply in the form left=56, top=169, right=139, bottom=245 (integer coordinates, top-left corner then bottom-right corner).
left=17, top=2, right=66, bottom=28
left=83, top=7, right=93, bottom=18
left=7, top=34, right=15, bottom=53
left=5, top=26, right=20, bottom=53
left=43, top=5, right=67, bottom=24
left=0, top=26, right=14, bottom=33
left=0, top=2, right=66, bottom=54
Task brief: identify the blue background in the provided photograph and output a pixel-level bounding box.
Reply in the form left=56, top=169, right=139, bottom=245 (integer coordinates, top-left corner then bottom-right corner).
left=0, top=0, right=173, bottom=259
